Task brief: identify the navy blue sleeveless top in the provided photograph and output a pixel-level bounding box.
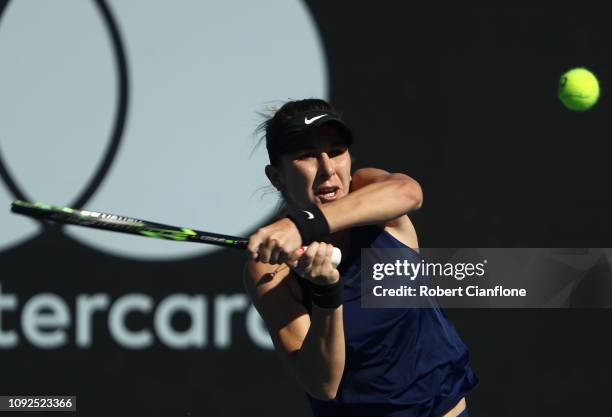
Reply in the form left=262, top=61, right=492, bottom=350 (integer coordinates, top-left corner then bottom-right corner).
left=297, top=225, right=479, bottom=417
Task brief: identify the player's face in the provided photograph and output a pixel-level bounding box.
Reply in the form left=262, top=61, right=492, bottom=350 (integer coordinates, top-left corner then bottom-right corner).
left=276, top=125, right=351, bottom=207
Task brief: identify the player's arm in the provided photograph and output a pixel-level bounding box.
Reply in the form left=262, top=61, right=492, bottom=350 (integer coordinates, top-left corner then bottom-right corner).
left=246, top=167, right=421, bottom=265
left=243, top=261, right=345, bottom=400
left=321, top=167, right=422, bottom=232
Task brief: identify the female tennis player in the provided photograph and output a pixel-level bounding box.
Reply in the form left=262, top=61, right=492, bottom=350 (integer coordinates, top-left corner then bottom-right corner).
left=244, top=99, right=479, bottom=417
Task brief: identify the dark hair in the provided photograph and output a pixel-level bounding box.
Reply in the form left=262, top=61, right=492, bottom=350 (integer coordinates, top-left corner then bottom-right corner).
left=256, top=98, right=339, bottom=166
left=253, top=98, right=354, bottom=214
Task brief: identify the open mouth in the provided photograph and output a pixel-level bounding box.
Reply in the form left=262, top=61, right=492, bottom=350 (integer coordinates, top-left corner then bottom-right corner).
left=315, top=186, right=339, bottom=201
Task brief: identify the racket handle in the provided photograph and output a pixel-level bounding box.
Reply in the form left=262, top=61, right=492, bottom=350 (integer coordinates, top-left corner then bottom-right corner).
left=301, top=246, right=343, bottom=267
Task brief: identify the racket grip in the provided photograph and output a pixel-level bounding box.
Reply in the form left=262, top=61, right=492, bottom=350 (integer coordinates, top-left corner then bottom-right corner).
left=301, top=246, right=343, bottom=267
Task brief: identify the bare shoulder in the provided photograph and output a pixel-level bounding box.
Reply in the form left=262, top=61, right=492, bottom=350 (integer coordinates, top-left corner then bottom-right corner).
left=243, top=260, right=302, bottom=304
left=243, top=260, right=311, bottom=371
left=383, top=214, right=420, bottom=250
left=243, top=260, right=308, bottom=333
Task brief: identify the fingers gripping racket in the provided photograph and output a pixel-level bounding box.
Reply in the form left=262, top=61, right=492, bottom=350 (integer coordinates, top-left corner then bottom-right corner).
left=10, top=200, right=342, bottom=266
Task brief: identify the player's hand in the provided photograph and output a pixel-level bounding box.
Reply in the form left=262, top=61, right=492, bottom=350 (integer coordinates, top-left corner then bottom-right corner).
left=289, top=242, right=340, bottom=286
left=247, top=218, right=303, bottom=265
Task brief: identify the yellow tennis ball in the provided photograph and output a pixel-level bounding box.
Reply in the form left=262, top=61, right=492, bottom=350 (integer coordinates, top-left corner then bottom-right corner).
left=558, top=67, right=600, bottom=111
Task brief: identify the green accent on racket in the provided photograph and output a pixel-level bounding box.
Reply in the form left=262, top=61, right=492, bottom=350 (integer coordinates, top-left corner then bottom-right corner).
left=10, top=200, right=342, bottom=265
left=10, top=200, right=247, bottom=249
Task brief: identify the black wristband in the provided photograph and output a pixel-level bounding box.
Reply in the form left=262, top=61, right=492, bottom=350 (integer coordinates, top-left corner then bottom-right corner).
left=305, top=279, right=343, bottom=309
left=286, top=204, right=330, bottom=245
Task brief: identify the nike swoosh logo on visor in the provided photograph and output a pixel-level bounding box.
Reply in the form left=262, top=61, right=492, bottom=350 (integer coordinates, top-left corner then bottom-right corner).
left=301, top=210, right=315, bottom=219
left=304, top=114, right=327, bottom=124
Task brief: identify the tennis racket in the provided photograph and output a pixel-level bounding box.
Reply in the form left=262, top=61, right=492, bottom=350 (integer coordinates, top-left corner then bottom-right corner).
left=10, top=200, right=342, bottom=266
